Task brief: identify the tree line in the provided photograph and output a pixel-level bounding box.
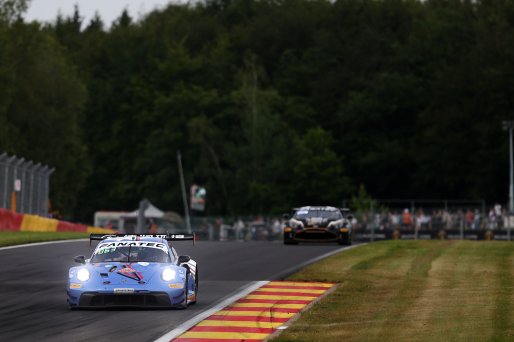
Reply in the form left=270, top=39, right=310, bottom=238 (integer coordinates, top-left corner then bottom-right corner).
left=0, top=0, right=513, bottom=222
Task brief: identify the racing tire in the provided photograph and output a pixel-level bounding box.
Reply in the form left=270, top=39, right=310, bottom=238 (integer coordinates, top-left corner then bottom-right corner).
left=338, top=238, right=351, bottom=245
left=178, top=273, right=189, bottom=309
left=67, top=299, right=78, bottom=310
left=190, top=268, right=198, bottom=305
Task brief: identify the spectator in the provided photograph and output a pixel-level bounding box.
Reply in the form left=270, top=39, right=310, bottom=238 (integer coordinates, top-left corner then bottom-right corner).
left=488, top=208, right=496, bottom=229
left=494, top=203, right=503, bottom=229
left=402, top=209, right=413, bottom=229
left=465, top=209, right=474, bottom=229
left=389, top=211, right=400, bottom=229
left=271, top=218, right=282, bottom=240
left=472, top=209, right=481, bottom=230
left=418, top=210, right=431, bottom=230
left=454, top=209, right=464, bottom=231
left=442, top=210, right=452, bottom=229
left=432, top=210, right=443, bottom=231
left=233, top=218, right=246, bottom=240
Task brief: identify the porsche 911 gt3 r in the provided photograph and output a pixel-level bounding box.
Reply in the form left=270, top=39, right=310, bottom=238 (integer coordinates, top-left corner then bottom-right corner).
left=67, top=234, right=198, bottom=309
left=283, top=206, right=353, bottom=245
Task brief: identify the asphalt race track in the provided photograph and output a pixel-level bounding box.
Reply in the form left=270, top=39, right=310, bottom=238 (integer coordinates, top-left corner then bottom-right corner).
left=0, top=240, right=349, bottom=342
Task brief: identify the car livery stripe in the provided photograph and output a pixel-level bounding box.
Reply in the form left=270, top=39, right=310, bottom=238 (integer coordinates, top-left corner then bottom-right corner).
left=171, top=281, right=335, bottom=342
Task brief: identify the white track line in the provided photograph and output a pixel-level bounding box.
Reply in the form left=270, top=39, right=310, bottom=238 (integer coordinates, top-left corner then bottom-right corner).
left=154, top=280, right=269, bottom=342
left=0, top=238, right=88, bottom=251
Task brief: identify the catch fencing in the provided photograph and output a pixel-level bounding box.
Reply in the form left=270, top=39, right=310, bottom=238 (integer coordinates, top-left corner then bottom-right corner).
left=0, top=152, right=54, bottom=216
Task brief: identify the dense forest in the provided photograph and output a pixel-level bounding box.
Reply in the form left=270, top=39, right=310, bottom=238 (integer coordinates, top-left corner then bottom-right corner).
left=1, top=0, right=513, bottom=222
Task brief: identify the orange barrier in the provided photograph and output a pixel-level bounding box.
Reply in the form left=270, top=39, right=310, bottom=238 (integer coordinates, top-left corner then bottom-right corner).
left=0, top=208, right=114, bottom=234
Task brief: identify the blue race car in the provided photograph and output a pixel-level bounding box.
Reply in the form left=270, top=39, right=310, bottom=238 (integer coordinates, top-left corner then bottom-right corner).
left=67, top=233, right=198, bottom=309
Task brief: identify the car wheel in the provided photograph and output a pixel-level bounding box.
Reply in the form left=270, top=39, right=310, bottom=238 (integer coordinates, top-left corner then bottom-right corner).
left=338, top=237, right=348, bottom=245
left=190, top=268, right=198, bottom=305
left=178, top=273, right=189, bottom=309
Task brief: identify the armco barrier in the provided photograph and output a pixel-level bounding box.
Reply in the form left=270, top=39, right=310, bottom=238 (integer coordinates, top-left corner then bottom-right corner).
left=0, top=208, right=114, bottom=234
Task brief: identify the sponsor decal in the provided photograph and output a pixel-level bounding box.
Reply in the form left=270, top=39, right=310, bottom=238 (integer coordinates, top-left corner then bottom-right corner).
left=138, top=262, right=149, bottom=266
left=169, top=283, right=183, bottom=289
left=96, top=241, right=168, bottom=253
left=116, top=264, right=144, bottom=281
left=70, top=283, right=82, bottom=289
left=114, top=288, right=135, bottom=294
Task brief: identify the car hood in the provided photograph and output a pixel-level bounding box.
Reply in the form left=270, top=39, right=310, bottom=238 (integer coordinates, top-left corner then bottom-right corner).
left=300, top=217, right=332, bottom=227
left=90, top=262, right=165, bottom=285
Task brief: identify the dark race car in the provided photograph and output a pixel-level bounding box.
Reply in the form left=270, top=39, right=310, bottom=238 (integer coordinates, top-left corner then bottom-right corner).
left=67, top=233, right=198, bottom=309
left=283, top=206, right=353, bottom=245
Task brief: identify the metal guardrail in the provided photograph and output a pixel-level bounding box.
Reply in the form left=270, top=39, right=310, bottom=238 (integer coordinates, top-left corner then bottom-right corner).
left=0, top=152, right=54, bottom=216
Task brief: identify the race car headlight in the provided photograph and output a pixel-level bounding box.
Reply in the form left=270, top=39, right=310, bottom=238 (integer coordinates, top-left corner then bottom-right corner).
left=161, top=268, right=176, bottom=281
left=77, top=268, right=90, bottom=282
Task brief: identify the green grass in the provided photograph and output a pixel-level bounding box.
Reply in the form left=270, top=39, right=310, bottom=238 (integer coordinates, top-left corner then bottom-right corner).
left=0, top=231, right=89, bottom=247
left=272, top=240, right=514, bottom=342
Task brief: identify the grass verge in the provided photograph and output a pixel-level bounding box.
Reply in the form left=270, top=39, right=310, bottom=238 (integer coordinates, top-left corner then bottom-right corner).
left=271, top=240, right=514, bottom=342
left=0, top=231, right=89, bottom=247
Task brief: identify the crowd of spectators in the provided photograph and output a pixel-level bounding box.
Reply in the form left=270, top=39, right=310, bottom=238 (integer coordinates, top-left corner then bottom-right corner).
left=355, top=203, right=508, bottom=231
left=193, top=215, right=284, bottom=241
left=188, top=203, right=511, bottom=241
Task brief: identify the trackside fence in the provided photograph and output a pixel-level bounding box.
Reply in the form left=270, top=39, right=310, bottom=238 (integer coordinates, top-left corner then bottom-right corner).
left=107, top=200, right=514, bottom=242
left=0, top=152, right=54, bottom=216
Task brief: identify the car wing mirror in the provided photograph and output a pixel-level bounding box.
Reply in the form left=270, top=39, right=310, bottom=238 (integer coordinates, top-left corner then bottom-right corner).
left=177, top=255, right=191, bottom=265
left=282, top=213, right=290, bottom=220
left=74, top=255, right=86, bottom=264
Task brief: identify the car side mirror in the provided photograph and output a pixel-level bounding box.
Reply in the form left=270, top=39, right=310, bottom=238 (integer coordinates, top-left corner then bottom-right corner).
left=74, top=255, right=86, bottom=264
left=282, top=213, right=290, bottom=220
left=347, top=215, right=354, bottom=221
left=177, top=255, right=191, bottom=265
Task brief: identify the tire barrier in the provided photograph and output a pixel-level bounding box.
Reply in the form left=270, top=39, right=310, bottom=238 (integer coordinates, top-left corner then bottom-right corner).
left=0, top=208, right=114, bottom=234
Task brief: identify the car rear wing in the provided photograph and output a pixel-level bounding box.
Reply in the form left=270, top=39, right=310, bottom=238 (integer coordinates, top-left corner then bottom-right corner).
left=89, top=233, right=196, bottom=246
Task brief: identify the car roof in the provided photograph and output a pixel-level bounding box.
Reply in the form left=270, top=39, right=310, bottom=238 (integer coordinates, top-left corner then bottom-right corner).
left=295, top=206, right=339, bottom=211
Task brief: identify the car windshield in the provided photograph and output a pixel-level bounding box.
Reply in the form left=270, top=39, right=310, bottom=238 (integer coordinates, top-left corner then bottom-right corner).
left=294, top=209, right=342, bottom=220
left=91, top=242, right=171, bottom=263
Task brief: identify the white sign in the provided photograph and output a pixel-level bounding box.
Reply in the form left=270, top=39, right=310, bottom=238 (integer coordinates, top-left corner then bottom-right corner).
left=14, top=179, right=21, bottom=192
